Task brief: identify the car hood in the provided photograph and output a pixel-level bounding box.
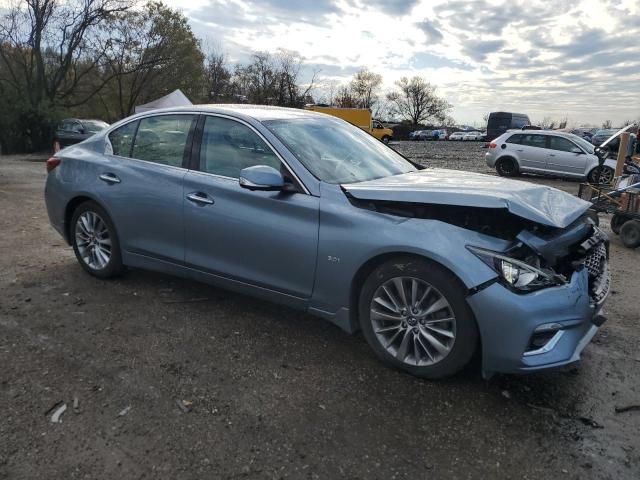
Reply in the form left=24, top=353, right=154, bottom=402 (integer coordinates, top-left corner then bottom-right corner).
left=342, top=169, right=591, bottom=228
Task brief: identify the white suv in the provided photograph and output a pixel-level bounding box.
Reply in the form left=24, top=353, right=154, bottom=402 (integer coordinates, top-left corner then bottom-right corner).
left=485, top=130, right=617, bottom=183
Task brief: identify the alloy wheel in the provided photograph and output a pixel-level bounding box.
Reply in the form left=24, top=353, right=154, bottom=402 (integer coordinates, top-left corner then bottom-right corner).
left=75, top=211, right=112, bottom=270
left=369, top=276, right=456, bottom=366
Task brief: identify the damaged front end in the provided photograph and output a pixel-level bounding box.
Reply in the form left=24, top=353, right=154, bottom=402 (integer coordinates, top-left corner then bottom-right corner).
left=346, top=193, right=610, bottom=376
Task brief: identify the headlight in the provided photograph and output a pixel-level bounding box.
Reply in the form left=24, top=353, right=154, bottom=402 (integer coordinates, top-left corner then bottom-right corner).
left=467, top=246, right=566, bottom=292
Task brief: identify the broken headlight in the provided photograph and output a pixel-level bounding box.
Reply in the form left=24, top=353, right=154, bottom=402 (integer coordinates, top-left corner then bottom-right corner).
left=467, top=246, right=566, bottom=292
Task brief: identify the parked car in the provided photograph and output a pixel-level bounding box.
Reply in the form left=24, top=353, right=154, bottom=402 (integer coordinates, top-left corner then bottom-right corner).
left=486, top=129, right=618, bottom=183
left=486, top=112, right=531, bottom=141
left=409, top=130, right=425, bottom=140
left=45, top=105, right=610, bottom=379
left=53, top=119, right=109, bottom=153
left=591, top=129, right=621, bottom=150
left=448, top=131, right=465, bottom=141
left=463, top=131, right=483, bottom=141
left=571, top=128, right=596, bottom=141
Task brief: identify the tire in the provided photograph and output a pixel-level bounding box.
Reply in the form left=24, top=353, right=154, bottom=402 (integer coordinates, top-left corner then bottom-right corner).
left=382, top=136, right=390, bottom=145
left=358, top=256, right=478, bottom=379
left=620, top=220, right=640, bottom=248
left=587, top=166, right=614, bottom=184
left=70, top=201, right=124, bottom=278
left=610, top=214, right=626, bottom=235
left=495, top=157, right=518, bottom=177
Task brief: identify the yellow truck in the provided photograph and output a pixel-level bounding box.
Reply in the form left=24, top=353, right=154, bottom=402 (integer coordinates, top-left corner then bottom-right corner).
left=304, top=105, right=394, bottom=144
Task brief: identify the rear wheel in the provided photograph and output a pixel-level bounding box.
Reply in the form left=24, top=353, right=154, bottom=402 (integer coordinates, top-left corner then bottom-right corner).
left=382, top=135, right=391, bottom=145
left=495, top=157, right=518, bottom=177
left=620, top=220, right=640, bottom=248
left=70, top=201, right=124, bottom=278
left=610, top=214, right=626, bottom=235
left=358, top=257, right=478, bottom=379
left=587, top=166, right=614, bottom=184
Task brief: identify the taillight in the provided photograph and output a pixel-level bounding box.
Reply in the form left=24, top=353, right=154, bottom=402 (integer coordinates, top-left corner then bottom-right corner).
left=46, top=157, right=61, bottom=172
left=488, top=142, right=497, bottom=149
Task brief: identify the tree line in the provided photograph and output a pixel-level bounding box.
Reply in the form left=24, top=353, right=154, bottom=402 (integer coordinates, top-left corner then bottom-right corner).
left=0, top=0, right=452, bottom=153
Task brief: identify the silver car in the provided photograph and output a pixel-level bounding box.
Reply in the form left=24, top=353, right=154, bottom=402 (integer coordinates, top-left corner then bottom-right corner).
left=486, top=129, right=617, bottom=183
left=45, top=105, right=610, bottom=379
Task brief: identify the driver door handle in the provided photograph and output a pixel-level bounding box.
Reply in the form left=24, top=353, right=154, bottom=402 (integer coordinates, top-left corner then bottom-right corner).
left=187, top=192, right=214, bottom=205
left=99, top=173, right=120, bottom=184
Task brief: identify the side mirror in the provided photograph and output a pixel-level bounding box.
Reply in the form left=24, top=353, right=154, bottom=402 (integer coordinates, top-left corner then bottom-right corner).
left=239, top=165, right=284, bottom=191
left=571, top=147, right=583, bottom=154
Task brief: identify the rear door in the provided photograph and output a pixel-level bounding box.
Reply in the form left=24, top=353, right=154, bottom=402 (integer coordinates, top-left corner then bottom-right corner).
left=183, top=115, right=319, bottom=298
left=509, top=133, right=548, bottom=171
left=100, top=113, right=196, bottom=263
left=546, top=136, right=586, bottom=175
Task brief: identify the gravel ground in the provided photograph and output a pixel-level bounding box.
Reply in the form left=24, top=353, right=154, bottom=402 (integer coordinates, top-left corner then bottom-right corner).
left=1, top=143, right=639, bottom=479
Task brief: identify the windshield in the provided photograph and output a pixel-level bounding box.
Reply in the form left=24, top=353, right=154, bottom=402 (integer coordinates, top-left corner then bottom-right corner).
left=570, top=134, right=595, bottom=153
left=263, top=117, right=416, bottom=184
left=83, top=120, right=110, bottom=133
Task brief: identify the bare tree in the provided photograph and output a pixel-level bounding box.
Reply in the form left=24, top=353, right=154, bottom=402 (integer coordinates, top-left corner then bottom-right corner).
left=204, top=47, right=231, bottom=102
left=334, top=85, right=357, bottom=108
left=0, top=0, right=131, bottom=108
left=602, top=119, right=612, bottom=129
left=350, top=68, right=382, bottom=109
left=386, top=76, right=451, bottom=125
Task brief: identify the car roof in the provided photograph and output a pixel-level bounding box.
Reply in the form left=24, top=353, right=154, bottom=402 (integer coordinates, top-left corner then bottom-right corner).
left=130, top=104, right=325, bottom=122
left=503, top=129, right=583, bottom=140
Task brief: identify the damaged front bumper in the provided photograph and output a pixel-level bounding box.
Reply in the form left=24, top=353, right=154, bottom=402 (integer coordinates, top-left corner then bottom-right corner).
left=467, top=226, right=610, bottom=377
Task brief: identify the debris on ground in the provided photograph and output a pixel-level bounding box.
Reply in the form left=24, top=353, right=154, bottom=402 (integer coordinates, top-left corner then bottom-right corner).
left=73, top=396, right=79, bottom=413
left=501, top=390, right=511, bottom=400
left=176, top=399, right=193, bottom=413
left=117, top=406, right=132, bottom=417
left=49, top=403, right=67, bottom=423
left=614, top=405, right=640, bottom=414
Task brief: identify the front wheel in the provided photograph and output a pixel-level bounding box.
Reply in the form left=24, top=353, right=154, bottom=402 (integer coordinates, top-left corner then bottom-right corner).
left=587, top=166, right=614, bottom=184
left=358, top=257, right=478, bottom=379
left=381, top=135, right=391, bottom=145
left=70, top=201, right=124, bottom=278
left=610, top=214, right=626, bottom=235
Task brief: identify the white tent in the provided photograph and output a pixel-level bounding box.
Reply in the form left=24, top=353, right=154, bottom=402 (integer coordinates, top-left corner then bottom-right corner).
left=134, top=89, right=192, bottom=113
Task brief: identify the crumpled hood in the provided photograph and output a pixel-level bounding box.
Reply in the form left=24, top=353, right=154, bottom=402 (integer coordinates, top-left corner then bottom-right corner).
left=342, top=169, right=591, bottom=228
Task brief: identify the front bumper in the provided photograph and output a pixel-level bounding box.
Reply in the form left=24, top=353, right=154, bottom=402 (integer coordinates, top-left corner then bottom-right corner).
left=467, top=267, right=607, bottom=376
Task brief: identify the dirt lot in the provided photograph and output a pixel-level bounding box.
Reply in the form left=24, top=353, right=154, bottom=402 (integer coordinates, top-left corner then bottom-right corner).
left=1, top=142, right=639, bottom=479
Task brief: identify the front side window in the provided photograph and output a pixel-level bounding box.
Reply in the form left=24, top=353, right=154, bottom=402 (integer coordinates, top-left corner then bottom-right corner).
left=107, top=120, right=138, bottom=157
left=520, top=134, right=547, bottom=149
left=264, top=117, right=416, bottom=184
left=199, top=116, right=281, bottom=178
left=131, top=115, right=195, bottom=167
left=549, top=136, right=577, bottom=152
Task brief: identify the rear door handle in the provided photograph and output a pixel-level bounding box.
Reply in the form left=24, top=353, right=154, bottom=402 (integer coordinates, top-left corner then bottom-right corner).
left=186, top=192, right=214, bottom=205
left=99, top=173, right=120, bottom=184
left=516, top=149, right=524, bottom=152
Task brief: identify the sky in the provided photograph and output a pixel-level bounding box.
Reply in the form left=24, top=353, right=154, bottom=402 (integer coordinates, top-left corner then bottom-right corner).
left=163, top=0, right=640, bottom=126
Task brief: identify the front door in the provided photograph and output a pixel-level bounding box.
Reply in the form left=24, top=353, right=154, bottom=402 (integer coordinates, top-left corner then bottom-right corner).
left=183, top=115, right=319, bottom=298
left=546, top=136, right=587, bottom=175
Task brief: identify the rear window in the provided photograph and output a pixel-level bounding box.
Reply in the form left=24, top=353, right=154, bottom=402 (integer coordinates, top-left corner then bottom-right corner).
left=107, top=121, right=138, bottom=157
left=519, top=134, right=546, bottom=148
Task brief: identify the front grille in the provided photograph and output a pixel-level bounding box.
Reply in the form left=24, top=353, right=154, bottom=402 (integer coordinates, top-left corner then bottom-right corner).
left=584, top=242, right=610, bottom=305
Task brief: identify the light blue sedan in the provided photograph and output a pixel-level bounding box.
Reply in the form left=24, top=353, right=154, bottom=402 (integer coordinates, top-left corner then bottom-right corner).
left=44, top=105, right=610, bottom=378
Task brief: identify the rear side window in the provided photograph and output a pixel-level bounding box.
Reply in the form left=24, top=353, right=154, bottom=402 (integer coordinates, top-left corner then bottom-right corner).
left=131, top=115, right=195, bottom=167
left=549, top=136, right=577, bottom=152
left=199, top=116, right=281, bottom=178
left=520, top=134, right=546, bottom=149
left=506, top=134, right=523, bottom=144
left=108, top=121, right=138, bottom=157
